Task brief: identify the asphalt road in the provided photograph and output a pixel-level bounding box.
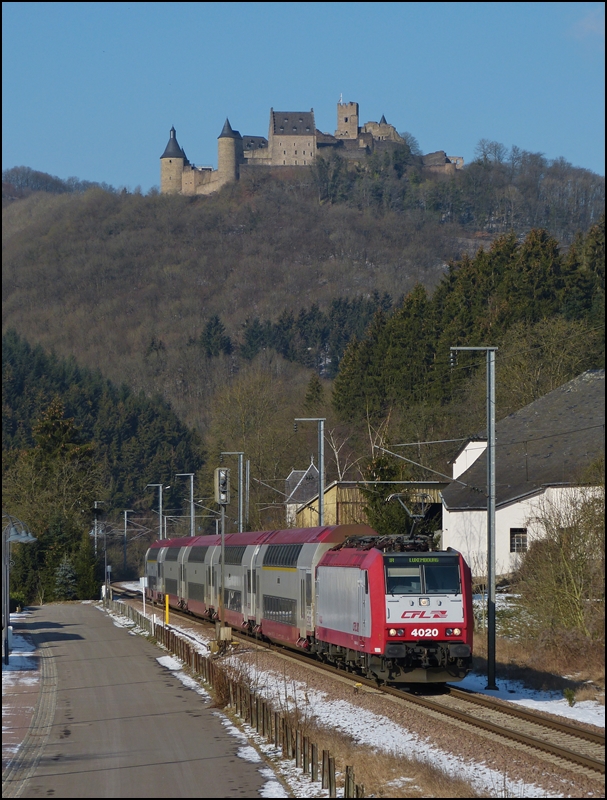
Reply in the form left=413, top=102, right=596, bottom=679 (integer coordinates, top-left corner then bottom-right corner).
left=13, top=603, right=269, bottom=798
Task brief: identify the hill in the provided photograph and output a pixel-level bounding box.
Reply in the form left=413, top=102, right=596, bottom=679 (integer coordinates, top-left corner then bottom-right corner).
left=3, top=153, right=604, bottom=434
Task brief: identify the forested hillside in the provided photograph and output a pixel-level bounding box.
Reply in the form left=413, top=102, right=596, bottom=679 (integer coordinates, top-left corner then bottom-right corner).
left=2, top=330, right=203, bottom=506
left=2, top=151, right=604, bottom=606
left=3, top=148, right=604, bottom=433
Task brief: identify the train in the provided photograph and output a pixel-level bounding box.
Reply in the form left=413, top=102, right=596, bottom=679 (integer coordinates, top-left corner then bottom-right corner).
left=144, top=523, right=473, bottom=684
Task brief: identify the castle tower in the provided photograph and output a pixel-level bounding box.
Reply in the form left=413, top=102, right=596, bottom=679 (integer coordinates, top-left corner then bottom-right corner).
left=335, top=101, right=359, bottom=139
left=217, top=118, right=243, bottom=186
left=160, top=126, right=185, bottom=194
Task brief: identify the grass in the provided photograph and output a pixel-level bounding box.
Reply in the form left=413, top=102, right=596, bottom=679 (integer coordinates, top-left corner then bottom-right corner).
left=472, top=630, right=605, bottom=707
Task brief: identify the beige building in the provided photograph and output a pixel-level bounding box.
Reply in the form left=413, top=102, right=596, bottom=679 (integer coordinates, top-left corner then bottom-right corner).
left=160, top=100, right=463, bottom=195
left=295, top=480, right=446, bottom=529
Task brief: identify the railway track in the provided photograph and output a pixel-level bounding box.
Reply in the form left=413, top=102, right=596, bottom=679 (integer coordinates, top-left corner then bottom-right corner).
left=113, top=587, right=605, bottom=780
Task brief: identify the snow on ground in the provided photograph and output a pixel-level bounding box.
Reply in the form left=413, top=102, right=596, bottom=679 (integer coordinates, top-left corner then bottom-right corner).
left=106, top=597, right=605, bottom=798
left=3, top=597, right=604, bottom=799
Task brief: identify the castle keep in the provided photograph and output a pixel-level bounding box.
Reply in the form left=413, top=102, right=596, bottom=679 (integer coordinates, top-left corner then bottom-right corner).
left=160, top=100, right=462, bottom=195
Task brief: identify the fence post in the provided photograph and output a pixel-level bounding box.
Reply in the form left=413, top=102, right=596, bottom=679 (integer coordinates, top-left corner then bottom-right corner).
left=322, top=750, right=329, bottom=789
left=345, top=766, right=353, bottom=798
left=296, top=729, right=302, bottom=768
left=328, top=756, right=336, bottom=798
left=311, top=742, right=318, bottom=783
left=303, top=735, right=309, bottom=774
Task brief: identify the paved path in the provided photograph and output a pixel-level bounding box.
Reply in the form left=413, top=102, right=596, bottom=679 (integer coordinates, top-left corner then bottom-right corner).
left=3, top=604, right=269, bottom=798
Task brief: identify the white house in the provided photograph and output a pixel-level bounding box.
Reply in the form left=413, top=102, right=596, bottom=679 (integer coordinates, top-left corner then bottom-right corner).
left=441, top=370, right=604, bottom=578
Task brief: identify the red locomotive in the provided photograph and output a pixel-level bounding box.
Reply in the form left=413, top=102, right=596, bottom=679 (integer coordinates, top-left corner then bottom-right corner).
left=145, top=523, right=473, bottom=683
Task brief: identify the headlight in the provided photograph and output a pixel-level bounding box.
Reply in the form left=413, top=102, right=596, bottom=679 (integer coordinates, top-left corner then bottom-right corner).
left=396, top=628, right=404, bottom=636
left=419, top=598, right=430, bottom=606
left=453, top=627, right=462, bottom=636
left=446, top=628, right=453, bottom=635
left=388, top=628, right=397, bottom=636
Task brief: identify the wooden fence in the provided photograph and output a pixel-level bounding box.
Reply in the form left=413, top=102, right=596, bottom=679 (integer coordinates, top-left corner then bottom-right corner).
left=110, top=600, right=365, bottom=797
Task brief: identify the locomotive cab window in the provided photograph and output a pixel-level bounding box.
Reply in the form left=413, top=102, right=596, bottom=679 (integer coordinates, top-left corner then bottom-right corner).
left=424, top=564, right=460, bottom=594
left=385, top=567, right=421, bottom=594
left=384, top=556, right=461, bottom=595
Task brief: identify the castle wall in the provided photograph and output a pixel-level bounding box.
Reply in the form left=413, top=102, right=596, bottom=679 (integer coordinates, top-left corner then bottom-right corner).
left=360, top=121, right=404, bottom=143
left=181, top=165, right=215, bottom=194
left=269, top=134, right=316, bottom=166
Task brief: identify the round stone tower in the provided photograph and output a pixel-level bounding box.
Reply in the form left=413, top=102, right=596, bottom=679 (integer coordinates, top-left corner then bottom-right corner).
left=160, top=126, right=185, bottom=194
left=217, top=118, right=243, bottom=186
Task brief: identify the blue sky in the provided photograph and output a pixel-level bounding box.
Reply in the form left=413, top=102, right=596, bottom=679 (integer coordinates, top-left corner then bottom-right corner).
left=2, top=2, right=605, bottom=191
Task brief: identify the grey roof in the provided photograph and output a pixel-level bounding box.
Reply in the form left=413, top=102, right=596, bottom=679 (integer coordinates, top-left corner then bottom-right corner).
left=379, top=114, right=387, bottom=125
left=218, top=118, right=242, bottom=139
left=271, top=110, right=315, bottom=136
left=160, top=126, right=186, bottom=159
left=242, top=135, right=268, bottom=150
left=442, top=370, right=605, bottom=511
left=286, top=463, right=320, bottom=504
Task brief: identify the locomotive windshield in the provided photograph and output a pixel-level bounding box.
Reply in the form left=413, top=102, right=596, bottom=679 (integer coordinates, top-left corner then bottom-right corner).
left=384, top=555, right=461, bottom=595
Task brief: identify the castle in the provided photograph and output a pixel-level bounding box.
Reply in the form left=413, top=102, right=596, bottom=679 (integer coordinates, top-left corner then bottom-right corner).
left=160, top=100, right=463, bottom=195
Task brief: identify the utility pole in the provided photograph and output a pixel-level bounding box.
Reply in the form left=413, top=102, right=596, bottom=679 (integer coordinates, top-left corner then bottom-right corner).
left=147, top=483, right=169, bottom=540
left=93, top=500, right=104, bottom=556
left=123, top=510, right=133, bottom=575
left=214, top=467, right=231, bottom=647
left=175, top=473, right=195, bottom=536
left=295, top=418, right=325, bottom=525
left=451, top=346, right=498, bottom=690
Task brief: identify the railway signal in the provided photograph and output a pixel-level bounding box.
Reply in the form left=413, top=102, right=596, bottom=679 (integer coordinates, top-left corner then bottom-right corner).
left=214, top=468, right=230, bottom=505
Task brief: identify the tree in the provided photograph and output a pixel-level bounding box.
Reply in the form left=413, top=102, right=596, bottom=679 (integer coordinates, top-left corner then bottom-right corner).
left=55, top=555, right=78, bottom=600
left=3, top=399, right=105, bottom=603
left=516, top=478, right=604, bottom=646
left=304, top=373, right=325, bottom=414
left=201, top=315, right=233, bottom=357
left=398, top=132, right=422, bottom=156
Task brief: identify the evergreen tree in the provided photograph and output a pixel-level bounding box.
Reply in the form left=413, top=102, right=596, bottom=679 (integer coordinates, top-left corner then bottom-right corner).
left=201, top=315, right=233, bottom=357
left=304, top=373, right=325, bottom=414
left=55, top=555, right=78, bottom=600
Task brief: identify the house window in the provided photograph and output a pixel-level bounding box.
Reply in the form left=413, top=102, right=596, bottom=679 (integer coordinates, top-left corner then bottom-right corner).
left=510, top=528, right=527, bottom=553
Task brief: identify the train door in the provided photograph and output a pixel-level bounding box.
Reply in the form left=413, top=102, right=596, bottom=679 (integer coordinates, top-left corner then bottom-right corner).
left=299, top=569, right=312, bottom=634
left=358, top=570, right=370, bottom=638
left=179, top=562, right=186, bottom=601
left=248, top=546, right=261, bottom=620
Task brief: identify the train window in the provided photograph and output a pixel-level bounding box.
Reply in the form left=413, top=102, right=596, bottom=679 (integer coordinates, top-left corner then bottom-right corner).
left=219, top=545, right=247, bottom=565
left=188, top=546, right=208, bottom=562
left=165, top=547, right=181, bottom=562
left=224, top=589, right=242, bottom=612
left=263, top=543, right=303, bottom=567
left=262, top=595, right=297, bottom=626
left=385, top=566, right=421, bottom=594
left=424, top=564, right=460, bottom=594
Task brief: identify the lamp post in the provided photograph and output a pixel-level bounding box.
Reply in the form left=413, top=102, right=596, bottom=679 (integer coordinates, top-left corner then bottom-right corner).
left=146, top=483, right=170, bottom=540
left=2, top=511, right=36, bottom=666
left=294, top=418, right=326, bottom=525
left=175, top=473, right=195, bottom=537
left=450, top=345, right=498, bottom=690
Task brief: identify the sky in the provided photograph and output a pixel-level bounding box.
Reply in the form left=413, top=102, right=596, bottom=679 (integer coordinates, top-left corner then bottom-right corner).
left=4, top=602, right=604, bottom=800
left=2, top=2, right=605, bottom=193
